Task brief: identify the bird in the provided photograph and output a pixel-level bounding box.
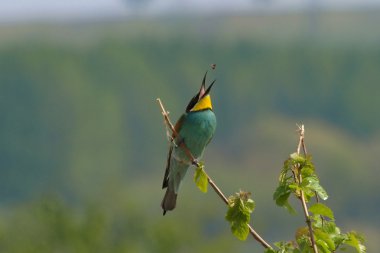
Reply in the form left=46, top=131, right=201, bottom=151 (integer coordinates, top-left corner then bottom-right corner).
left=161, top=71, right=217, bottom=215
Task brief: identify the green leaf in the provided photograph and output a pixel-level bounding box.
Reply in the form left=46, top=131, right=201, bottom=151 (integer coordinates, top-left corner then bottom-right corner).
left=273, top=185, right=290, bottom=206
left=193, top=164, right=208, bottom=193
left=283, top=158, right=293, bottom=171
left=230, top=220, right=249, bottom=241
left=300, top=166, right=314, bottom=177
left=273, top=185, right=297, bottom=214
left=288, top=183, right=300, bottom=191
left=344, top=231, right=366, bottom=253
left=296, top=236, right=311, bottom=253
left=273, top=241, right=297, bottom=253
left=316, top=239, right=330, bottom=253
left=225, top=191, right=255, bottom=241
left=290, top=153, right=306, bottom=164
left=283, top=201, right=297, bottom=215
left=314, top=219, right=347, bottom=249
left=309, top=203, right=334, bottom=220
left=245, top=198, right=255, bottom=213
left=302, top=176, right=328, bottom=200
left=315, top=229, right=336, bottom=251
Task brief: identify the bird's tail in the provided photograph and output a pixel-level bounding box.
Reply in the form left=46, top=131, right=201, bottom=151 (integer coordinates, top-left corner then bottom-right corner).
left=161, top=158, right=189, bottom=215
left=161, top=187, right=177, bottom=215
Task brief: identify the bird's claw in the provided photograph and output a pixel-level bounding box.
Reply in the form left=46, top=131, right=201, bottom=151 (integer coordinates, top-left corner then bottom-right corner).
left=192, top=159, right=200, bottom=167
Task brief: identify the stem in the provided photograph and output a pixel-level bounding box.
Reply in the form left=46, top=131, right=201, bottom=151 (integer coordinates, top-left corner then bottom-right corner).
left=296, top=124, right=318, bottom=253
left=157, top=98, right=272, bottom=250
left=205, top=170, right=272, bottom=249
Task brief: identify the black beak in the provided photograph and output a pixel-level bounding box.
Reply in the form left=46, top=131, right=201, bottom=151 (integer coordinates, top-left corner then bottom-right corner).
left=199, top=71, right=215, bottom=98
left=185, top=71, right=215, bottom=112
left=205, top=79, right=216, bottom=96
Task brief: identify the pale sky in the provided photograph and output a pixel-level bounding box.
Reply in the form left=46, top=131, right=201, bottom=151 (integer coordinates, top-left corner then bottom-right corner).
left=0, top=0, right=379, bottom=22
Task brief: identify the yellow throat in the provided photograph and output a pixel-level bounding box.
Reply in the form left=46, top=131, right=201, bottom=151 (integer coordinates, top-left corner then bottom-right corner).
left=190, top=95, right=212, bottom=112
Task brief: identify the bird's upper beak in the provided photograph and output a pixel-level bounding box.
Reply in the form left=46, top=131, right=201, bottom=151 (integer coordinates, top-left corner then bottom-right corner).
left=199, top=71, right=215, bottom=99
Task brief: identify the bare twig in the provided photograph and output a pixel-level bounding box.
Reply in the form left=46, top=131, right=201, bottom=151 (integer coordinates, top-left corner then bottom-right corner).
left=296, top=124, right=318, bottom=253
left=157, top=98, right=178, bottom=139
left=157, top=98, right=272, bottom=250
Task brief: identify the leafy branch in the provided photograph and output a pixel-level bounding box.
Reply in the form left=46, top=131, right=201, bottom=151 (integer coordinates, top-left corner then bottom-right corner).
left=156, top=98, right=272, bottom=250
left=272, top=124, right=366, bottom=253
left=297, top=125, right=319, bottom=253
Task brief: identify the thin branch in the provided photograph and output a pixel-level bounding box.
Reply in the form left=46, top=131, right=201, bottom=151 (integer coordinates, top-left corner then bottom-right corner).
left=296, top=124, right=304, bottom=155
left=157, top=98, right=178, bottom=140
left=205, top=173, right=228, bottom=205
left=203, top=170, right=272, bottom=249
left=157, top=98, right=272, bottom=250
left=296, top=124, right=318, bottom=253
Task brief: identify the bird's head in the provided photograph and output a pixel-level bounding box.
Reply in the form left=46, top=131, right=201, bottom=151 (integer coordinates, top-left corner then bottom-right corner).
left=186, top=71, right=215, bottom=112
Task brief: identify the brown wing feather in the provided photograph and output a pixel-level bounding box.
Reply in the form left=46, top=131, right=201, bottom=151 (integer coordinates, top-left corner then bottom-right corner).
left=173, top=114, right=185, bottom=138
left=162, top=114, right=186, bottom=189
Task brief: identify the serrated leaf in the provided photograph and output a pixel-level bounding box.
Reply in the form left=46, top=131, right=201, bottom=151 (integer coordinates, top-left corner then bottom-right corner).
left=273, top=241, right=297, bottom=253
left=324, top=221, right=341, bottom=237
left=226, top=195, right=251, bottom=223
left=225, top=191, right=255, bottom=241
left=316, top=220, right=347, bottom=249
left=226, top=204, right=249, bottom=241
left=245, top=198, right=255, bottom=213
left=316, top=239, right=330, bottom=253
left=230, top=220, right=249, bottom=240
left=303, top=176, right=328, bottom=200
left=273, top=185, right=297, bottom=214
left=297, top=238, right=310, bottom=253
left=345, top=231, right=366, bottom=253
left=273, top=183, right=292, bottom=203
left=193, top=165, right=208, bottom=193
left=309, top=203, right=334, bottom=220
left=315, top=229, right=336, bottom=251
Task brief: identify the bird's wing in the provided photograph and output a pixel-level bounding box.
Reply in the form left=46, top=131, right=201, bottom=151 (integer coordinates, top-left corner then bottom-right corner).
left=162, top=146, right=172, bottom=189
left=173, top=114, right=186, bottom=138
left=162, top=114, right=186, bottom=189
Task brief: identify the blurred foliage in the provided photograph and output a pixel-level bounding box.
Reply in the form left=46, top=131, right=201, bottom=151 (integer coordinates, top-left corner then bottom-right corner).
left=0, top=195, right=237, bottom=253
left=0, top=10, right=379, bottom=252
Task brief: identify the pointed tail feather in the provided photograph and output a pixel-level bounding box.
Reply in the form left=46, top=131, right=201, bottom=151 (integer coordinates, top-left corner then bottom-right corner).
left=161, top=188, right=177, bottom=215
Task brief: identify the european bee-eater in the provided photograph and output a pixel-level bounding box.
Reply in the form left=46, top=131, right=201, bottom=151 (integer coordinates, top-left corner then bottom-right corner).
left=161, top=72, right=217, bottom=215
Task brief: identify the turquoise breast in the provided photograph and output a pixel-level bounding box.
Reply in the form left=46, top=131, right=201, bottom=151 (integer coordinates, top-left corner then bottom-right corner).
left=174, top=109, right=216, bottom=161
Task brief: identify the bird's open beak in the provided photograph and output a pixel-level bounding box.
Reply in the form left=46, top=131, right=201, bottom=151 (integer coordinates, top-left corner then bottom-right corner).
left=199, top=71, right=216, bottom=99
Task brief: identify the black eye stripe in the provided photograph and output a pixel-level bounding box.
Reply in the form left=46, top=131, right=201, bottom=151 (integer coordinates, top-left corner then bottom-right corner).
left=185, top=94, right=199, bottom=112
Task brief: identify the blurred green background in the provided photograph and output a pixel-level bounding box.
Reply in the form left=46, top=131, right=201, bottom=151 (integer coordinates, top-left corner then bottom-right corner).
left=0, top=6, right=380, bottom=253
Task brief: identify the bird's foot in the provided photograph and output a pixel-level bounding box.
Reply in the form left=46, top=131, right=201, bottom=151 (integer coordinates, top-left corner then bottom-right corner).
left=192, top=159, right=200, bottom=167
